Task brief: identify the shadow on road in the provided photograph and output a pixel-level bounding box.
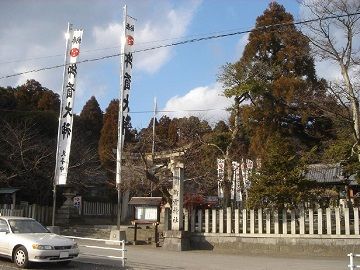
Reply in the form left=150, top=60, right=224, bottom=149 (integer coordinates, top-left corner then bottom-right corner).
left=126, top=260, right=185, bottom=270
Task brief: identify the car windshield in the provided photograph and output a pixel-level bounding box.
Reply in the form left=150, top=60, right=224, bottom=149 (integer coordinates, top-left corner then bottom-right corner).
left=9, top=219, right=49, bottom=234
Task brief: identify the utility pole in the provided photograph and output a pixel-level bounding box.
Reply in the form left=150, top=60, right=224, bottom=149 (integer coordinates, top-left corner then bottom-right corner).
left=151, top=97, right=157, bottom=197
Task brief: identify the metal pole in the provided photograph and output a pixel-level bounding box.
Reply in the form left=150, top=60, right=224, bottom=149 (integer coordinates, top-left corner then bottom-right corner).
left=151, top=97, right=157, bottom=197
left=349, top=253, right=354, bottom=270
left=52, top=22, right=71, bottom=226
left=116, top=5, right=127, bottom=230
left=151, top=97, right=157, bottom=155
left=51, top=182, right=56, bottom=226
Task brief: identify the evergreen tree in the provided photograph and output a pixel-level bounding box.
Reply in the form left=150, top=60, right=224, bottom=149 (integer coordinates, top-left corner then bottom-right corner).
left=79, top=96, right=103, bottom=144
left=247, top=133, right=314, bottom=209
left=98, top=99, right=134, bottom=178
left=0, top=87, right=17, bottom=110
left=15, top=79, right=59, bottom=112
left=218, top=2, right=334, bottom=206
left=220, top=2, right=331, bottom=157
left=98, top=99, right=119, bottom=173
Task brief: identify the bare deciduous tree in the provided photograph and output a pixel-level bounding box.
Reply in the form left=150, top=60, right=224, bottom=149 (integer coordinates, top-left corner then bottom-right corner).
left=301, top=0, right=360, bottom=161
left=0, top=120, right=54, bottom=204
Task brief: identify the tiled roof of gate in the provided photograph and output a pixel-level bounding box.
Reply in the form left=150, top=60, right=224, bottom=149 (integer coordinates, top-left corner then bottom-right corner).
left=306, top=163, right=357, bottom=185
left=128, top=197, right=163, bottom=206
left=306, top=163, right=342, bottom=183
left=0, top=188, right=20, bottom=194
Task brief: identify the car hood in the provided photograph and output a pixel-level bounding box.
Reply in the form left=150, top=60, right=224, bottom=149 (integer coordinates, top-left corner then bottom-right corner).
left=15, top=233, right=75, bottom=246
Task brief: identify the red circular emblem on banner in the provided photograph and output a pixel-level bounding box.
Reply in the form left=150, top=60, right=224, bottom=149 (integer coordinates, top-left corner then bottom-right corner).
left=70, top=48, right=80, bottom=57
left=127, top=35, right=134, bottom=46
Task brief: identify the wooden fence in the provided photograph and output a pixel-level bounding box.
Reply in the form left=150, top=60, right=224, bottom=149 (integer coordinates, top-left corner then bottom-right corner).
left=82, top=201, right=117, bottom=216
left=0, top=204, right=52, bottom=225
left=183, top=207, right=360, bottom=236
left=0, top=201, right=118, bottom=224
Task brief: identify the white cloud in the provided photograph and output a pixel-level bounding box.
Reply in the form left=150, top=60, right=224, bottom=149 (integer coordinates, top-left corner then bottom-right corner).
left=161, top=83, right=232, bottom=125
left=235, top=33, right=249, bottom=59
left=315, top=60, right=341, bottom=81
left=92, top=1, right=201, bottom=74
left=93, top=23, right=122, bottom=47
left=0, top=0, right=202, bottom=119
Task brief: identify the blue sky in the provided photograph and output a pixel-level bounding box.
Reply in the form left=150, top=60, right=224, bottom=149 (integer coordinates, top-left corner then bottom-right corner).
left=0, top=0, right=317, bottom=130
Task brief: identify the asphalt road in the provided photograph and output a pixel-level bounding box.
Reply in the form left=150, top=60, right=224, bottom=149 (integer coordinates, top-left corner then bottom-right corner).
left=0, top=241, right=351, bottom=270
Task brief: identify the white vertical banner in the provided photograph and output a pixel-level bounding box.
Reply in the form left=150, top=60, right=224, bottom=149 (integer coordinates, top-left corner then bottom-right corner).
left=54, top=25, right=83, bottom=185
left=232, top=161, right=242, bottom=202
left=240, top=159, right=248, bottom=199
left=231, top=161, right=236, bottom=200
left=256, top=158, right=262, bottom=171
left=116, top=7, right=135, bottom=185
left=246, top=159, right=253, bottom=189
left=217, top=158, right=225, bottom=198
left=241, top=158, right=253, bottom=201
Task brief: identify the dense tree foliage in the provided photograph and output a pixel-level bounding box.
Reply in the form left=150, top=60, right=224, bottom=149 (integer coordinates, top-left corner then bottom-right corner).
left=0, top=80, right=105, bottom=204
left=218, top=2, right=340, bottom=207
left=79, top=96, right=103, bottom=144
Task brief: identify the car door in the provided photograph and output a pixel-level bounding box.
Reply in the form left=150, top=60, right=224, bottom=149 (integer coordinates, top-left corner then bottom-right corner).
left=0, top=219, right=11, bottom=256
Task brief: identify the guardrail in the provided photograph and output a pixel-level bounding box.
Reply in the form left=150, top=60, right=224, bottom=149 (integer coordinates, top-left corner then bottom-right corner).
left=63, top=235, right=126, bottom=267
left=348, top=253, right=360, bottom=270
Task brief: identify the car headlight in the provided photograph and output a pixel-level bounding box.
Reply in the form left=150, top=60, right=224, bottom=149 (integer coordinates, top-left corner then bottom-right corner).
left=32, top=244, right=54, bottom=250
left=71, top=243, right=78, bottom=249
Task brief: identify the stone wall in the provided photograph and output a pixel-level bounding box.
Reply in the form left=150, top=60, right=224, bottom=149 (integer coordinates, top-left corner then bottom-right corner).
left=190, top=233, right=360, bottom=257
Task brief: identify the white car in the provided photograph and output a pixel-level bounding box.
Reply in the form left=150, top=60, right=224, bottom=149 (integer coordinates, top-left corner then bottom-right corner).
left=0, top=216, right=79, bottom=268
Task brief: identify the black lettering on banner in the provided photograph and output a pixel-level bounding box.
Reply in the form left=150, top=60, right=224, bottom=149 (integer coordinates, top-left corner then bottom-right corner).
left=123, top=72, right=131, bottom=90
left=122, top=94, right=129, bottom=112
left=67, top=63, right=77, bottom=78
left=72, top=36, right=82, bottom=44
left=66, top=82, right=75, bottom=98
left=61, top=122, right=71, bottom=139
left=59, top=150, right=66, bottom=172
left=126, top=23, right=134, bottom=31
left=62, top=102, right=73, bottom=118
left=122, top=115, right=131, bottom=133
left=124, top=52, right=133, bottom=68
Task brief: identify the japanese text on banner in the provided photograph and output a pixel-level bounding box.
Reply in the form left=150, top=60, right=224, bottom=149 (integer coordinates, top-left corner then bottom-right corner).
left=54, top=27, right=83, bottom=185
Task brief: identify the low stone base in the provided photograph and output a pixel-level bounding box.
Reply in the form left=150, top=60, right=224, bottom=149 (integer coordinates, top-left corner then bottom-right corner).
left=163, top=230, right=190, bottom=251
left=190, top=234, right=360, bottom=257
left=106, top=230, right=127, bottom=245
left=56, top=206, right=79, bottom=226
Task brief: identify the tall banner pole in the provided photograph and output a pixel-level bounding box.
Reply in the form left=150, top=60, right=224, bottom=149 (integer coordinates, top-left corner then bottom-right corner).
left=152, top=97, right=157, bottom=156
left=116, top=5, right=135, bottom=229
left=52, top=23, right=83, bottom=226
left=52, top=22, right=71, bottom=226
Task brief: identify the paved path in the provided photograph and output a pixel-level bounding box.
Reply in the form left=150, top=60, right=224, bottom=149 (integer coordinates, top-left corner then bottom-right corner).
left=123, top=245, right=349, bottom=270
left=0, top=243, right=351, bottom=270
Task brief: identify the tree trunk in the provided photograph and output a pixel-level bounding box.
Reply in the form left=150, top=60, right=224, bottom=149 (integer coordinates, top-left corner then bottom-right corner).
left=340, top=63, right=360, bottom=162
left=222, top=96, right=242, bottom=208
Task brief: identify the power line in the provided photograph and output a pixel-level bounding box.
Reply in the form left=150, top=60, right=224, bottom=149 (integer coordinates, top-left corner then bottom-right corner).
left=1, top=11, right=359, bottom=80
left=0, top=26, right=254, bottom=65
left=131, top=108, right=228, bottom=114
left=0, top=107, right=228, bottom=114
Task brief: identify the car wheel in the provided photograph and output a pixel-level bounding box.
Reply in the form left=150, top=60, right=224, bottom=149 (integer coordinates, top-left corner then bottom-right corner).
left=13, top=246, right=29, bottom=269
